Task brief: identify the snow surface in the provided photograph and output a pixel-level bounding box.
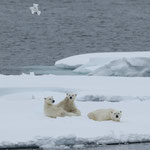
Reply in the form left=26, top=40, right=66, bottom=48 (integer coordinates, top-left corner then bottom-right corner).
left=0, top=74, right=150, bottom=148
left=89, top=57, right=150, bottom=77
left=1, top=74, right=150, bottom=97
left=55, top=52, right=150, bottom=76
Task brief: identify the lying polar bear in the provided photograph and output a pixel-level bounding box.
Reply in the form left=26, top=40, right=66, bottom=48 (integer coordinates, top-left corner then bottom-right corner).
left=56, top=93, right=81, bottom=116
left=44, top=96, right=75, bottom=118
left=88, top=108, right=122, bottom=122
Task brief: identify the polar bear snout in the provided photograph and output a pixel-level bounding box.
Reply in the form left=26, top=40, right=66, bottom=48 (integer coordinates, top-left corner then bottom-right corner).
left=66, top=93, right=77, bottom=101
left=111, top=111, right=122, bottom=121
left=44, top=96, right=55, bottom=105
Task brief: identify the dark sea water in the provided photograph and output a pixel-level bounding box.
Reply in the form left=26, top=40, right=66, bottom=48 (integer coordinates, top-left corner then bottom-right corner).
left=1, top=0, right=150, bottom=74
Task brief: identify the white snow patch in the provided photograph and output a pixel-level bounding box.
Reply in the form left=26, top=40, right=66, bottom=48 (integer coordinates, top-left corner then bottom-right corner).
left=0, top=92, right=150, bottom=148
left=55, top=52, right=150, bottom=76
left=55, top=51, right=150, bottom=68
left=0, top=74, right=150, bottom=148
left=1, top=74, right=150, bottom=100
left=89, top=57, right=150, bottom=77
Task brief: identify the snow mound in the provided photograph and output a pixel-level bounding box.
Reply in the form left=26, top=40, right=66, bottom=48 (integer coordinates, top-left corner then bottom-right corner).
left=55, top=53, right=100, bottom=69
left=89, top=57, right=150, bottom=77
left=55, top=51, right=150, bottom=68
left=55, top=52, right=150, bottom=76
left=74, top=57, right=116, bottom=74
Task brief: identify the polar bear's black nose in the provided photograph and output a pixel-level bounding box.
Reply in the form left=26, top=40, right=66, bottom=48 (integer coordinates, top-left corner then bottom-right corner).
left=70, top=96, right=72, bottom=99
left=116, top=115, right=119, bottom=118
left=52, top=100, right=55, bottom=103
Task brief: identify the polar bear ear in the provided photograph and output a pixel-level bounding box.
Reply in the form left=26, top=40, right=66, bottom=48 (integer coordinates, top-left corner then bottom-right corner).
left=120, top=111, right=122, bottom=113
left=110, top=111, right=113, bottom=114
left=75, top=94, right=77, bottom=96
left=66, top=93, right=69, bottom=96
left=44, top=97, right=47, bottom=100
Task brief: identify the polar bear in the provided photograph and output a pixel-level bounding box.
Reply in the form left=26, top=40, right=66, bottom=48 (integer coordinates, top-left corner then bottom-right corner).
left=44, top=96, right=75, bottom=118
left=56, top=93, right=81, bottom=116
left=88, top=108, right=122, bottom=122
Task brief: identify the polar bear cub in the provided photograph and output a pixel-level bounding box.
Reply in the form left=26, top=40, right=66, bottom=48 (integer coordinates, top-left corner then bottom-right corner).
left=44, top=96, right=74, bottom=118
left=88, top=108, right=122, bottom=122
left=56, top=93, right=81, bottom=116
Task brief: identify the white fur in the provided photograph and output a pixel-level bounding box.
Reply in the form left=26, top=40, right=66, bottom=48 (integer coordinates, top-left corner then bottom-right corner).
left=56, top=93, right=81, bottom=116
left=88, top=108, right=122, bottom=122
left=44, top=97, right=74, bottom=118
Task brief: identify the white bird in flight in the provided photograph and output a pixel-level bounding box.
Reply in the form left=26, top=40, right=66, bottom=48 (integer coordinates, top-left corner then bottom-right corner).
left=30, top=3, right=41, bottom=16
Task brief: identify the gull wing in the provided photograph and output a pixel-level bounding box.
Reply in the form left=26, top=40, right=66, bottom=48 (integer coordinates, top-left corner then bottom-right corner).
left=29, top=7, right=35, bottom=14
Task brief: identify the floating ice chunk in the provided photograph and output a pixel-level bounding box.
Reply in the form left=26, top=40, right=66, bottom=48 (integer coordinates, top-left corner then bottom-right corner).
left=55, top=51, right=150, bottom=69
left=90, top=57, right=150, bottom=77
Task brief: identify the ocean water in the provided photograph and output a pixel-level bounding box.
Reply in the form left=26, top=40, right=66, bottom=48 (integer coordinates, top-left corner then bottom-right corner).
left=1, top=0, right=150, bottom=74
left=0, top=66, right=82, bottom=75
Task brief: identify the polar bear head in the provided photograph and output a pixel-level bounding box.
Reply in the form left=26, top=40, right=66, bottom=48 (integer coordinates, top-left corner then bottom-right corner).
left=66, top=93, right=77, bottom=101
left=44, top=96, right=55, bottom=105
left=110, top=110, right=122, bottom=121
